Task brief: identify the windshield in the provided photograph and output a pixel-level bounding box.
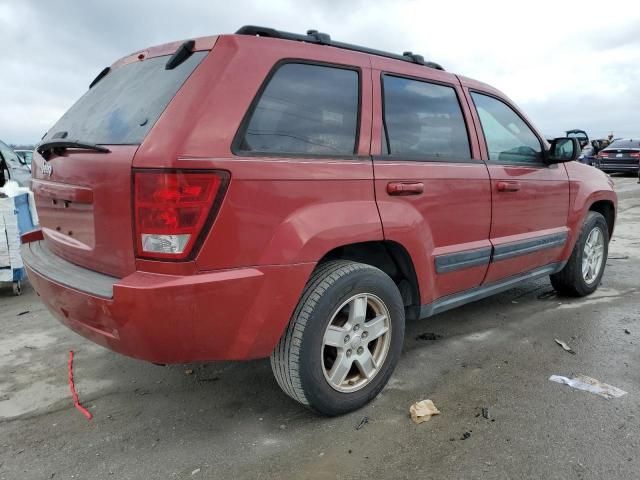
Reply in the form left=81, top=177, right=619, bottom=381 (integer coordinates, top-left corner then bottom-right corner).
left=44, top=51, right=207, bottom=145
left=16, top=151, right=33, bottom=164
left=0, top=140, right=21, bottom=163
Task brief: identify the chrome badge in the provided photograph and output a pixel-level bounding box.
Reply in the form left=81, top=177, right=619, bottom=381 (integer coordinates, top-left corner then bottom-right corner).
left=40, top=162, right=52, bottom=177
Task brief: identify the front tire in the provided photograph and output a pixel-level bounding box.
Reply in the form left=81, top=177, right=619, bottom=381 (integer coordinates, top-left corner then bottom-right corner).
left=550, top=211, right=609, bottom=296
left=271, top=261, right=405, bottom=416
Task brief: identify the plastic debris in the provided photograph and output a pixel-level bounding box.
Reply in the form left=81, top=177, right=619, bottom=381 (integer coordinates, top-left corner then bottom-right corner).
left=537, top=290, right=557, bottom=300
left=184, top=369, right=194, bottom=375
left=416, top=332, right=442, bottom=341
left=68, top=351, right=93, bottom=420
left=549, top=375, right=627, bottom=399
left=481, top=407, right=490, bottom=419
left=624, top=329, right=631, bottom=335
left=355, top=416, right=369, bottom=430
left=460, top=431, right=472, bottom=440
left=409, top=399, right=440, bottom=424
left=554, top=338, right=576, bottom=354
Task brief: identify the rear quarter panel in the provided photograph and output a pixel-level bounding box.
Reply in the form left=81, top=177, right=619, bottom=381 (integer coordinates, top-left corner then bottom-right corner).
left=133, top=35, right=383, bottom=271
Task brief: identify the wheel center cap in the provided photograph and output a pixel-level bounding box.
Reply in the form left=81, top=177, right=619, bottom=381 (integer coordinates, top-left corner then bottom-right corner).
left=350, top=333, right=362, bottom=349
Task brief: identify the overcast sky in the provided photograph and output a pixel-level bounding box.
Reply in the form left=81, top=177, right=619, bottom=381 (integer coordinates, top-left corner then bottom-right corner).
left=2, top=0, right=639, bottom=145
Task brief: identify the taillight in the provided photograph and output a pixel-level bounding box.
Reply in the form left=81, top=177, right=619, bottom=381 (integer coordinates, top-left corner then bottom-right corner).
left=598, top=152, right=609, bottom=158
left=134, top=170, right=228, bottom=260
left=631, top=152, right=640, bottom=158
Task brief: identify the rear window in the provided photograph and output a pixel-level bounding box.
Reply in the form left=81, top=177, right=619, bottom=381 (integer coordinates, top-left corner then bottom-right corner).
left=44, top=51, right=207, bottom=145
left=607, top=139, right=640, bottom=149
left=236, top=63, right=360, bottom=156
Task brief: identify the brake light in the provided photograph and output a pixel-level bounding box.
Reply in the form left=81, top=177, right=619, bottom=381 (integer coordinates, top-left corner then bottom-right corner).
left=134, top=170, right=228, bottom=260
left=598, top=152, right=609, bottom=158
left=631, top=152, right=640, bottom=158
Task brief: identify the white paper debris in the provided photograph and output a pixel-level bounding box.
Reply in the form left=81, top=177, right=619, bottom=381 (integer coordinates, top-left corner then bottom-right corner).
left=549, top=375, right=627, bottom=399
left=409, top=399, right=440, bottom=424
left=554, top=338, right=576, bottom=354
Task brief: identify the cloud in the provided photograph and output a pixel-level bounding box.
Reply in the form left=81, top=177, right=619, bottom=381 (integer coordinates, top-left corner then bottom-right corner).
left=1, top=0, right=639, bottom=144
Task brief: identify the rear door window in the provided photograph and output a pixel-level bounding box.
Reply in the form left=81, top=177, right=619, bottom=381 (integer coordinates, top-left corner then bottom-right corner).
left=44, top=51, right=207, bottom=145
left=382, top=75, right=471, bottom=160
left=236, top=63, right=359, bottom=156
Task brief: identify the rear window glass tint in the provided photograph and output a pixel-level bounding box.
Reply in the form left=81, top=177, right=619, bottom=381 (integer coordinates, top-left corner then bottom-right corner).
left=44, top=51, right=207, bottom=145
left=608, top=139, right=640, bottom=149
left=382, top=75, right=471, bottom=159
left=237, top=63, right=359, bottom=156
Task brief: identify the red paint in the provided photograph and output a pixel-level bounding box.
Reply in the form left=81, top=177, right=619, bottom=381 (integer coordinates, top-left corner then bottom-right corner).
left=68, top=351, right=93, bottom=420
left=26, top=33, right=616, bottom=363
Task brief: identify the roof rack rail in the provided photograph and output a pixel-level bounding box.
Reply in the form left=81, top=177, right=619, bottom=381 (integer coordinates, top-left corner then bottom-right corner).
left=235, top=25, right=445, bottom=71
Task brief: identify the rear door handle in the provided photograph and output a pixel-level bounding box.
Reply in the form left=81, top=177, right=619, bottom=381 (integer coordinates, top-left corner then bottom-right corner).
left=387, top=182, right=424, bottom=196
left=496, top=181, right=521, bottom=192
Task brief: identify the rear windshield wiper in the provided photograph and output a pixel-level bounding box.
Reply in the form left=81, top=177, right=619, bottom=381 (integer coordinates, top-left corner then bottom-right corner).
left=37, top=139, right=111, bottom=160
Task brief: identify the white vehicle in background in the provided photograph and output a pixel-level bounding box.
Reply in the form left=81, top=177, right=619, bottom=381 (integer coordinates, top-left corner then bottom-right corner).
left=14, top=150, right=33, bottom=170
left=0, top=141, right=31, bottom=187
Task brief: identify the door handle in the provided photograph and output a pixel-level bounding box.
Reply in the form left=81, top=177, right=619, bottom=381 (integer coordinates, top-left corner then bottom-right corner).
left=496, top=181, right=521, bottom=192
left=387, top=182, right=424, bottom=195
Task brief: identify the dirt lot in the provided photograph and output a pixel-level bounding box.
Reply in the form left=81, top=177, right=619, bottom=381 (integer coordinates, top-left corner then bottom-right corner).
left=1, top=176, right=638, bottom=480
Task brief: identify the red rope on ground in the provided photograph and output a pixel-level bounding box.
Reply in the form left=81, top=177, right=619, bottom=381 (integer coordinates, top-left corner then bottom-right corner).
left=68, top=350, right=93, bottom=420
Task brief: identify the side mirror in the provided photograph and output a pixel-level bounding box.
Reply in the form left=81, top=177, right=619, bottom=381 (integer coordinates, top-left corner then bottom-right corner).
left=545, top=137, right=580, bottom=164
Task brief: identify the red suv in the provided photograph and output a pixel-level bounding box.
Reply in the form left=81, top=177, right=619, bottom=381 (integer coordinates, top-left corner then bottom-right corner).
left=24, top=26, right=617, bottom=415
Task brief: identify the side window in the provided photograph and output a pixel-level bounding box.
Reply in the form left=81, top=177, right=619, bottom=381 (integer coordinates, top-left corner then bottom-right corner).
left=382, top=75, right=471, bottom=159
left=237, top=63, right=359, bottom=156
left=471, top=92, right=542, bottom=164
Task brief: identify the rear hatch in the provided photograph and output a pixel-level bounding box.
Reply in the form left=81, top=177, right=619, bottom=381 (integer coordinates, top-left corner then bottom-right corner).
left=32, top=46, right=210, bottom=278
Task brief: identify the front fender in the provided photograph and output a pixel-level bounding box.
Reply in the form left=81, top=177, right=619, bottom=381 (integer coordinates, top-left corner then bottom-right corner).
left=563, top=162, right=617, bottom=259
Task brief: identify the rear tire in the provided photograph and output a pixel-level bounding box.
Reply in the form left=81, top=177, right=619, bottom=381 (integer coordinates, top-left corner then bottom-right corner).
left=271, top=260, right=405, bottom=416
left=550, top=211, right=609, bottom=297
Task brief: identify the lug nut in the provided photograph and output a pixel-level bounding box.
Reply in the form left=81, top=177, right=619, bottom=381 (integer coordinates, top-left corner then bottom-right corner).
left=344, top=335, right=350, bottom=343
left=353, top=324, right=360, bottom=331
left=346, top=349, right=352, bottom=357
left=362, top=331, right=368, bottom=339
left=357, top=346, right=364, bottom=355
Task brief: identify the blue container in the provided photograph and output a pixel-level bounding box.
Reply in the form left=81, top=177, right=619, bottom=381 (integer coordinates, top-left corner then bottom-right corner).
left=14, top=193, right=35, bottom=235
left=13, top=267, right=26, bottom=282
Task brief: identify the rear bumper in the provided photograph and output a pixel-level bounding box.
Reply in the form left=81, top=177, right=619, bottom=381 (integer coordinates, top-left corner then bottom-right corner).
left=597, top=162, right=639, bottom=173
left=23, top=241, right=314, bottom=363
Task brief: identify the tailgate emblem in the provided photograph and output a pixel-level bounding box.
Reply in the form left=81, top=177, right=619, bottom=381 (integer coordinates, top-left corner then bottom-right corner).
left=40, top=163, right=52, bottom=177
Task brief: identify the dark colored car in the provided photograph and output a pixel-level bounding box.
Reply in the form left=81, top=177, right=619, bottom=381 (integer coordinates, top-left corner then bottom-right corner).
left=0, top=140, right=31, bottom=187
left=595, top=139, right=640, bottom=174
left=23, top=26, right=617, bottom=415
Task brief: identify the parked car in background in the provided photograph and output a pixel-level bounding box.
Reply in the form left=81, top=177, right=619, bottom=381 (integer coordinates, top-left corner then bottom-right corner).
left=14, top=150, right=33, bottom=168
left=595, top=139, right=640, bottom=174
left=23, top=26, right=617, bottom=415
left=0, top=140, right=31, bottom=187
